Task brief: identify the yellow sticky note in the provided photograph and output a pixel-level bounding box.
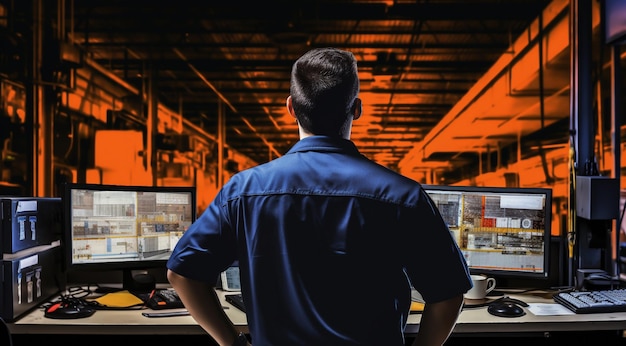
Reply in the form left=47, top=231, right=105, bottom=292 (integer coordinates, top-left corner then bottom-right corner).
left=410, top=301, right=425, bottom=313
left=93, top=290, right=144, bottom=308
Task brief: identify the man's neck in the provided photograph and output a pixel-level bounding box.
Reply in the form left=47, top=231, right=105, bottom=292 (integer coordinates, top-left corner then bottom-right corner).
left=297, top=127, right=350, bottom=140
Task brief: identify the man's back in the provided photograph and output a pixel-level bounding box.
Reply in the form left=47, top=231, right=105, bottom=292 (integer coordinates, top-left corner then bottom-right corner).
left=220, top=136, right=470, bottom=345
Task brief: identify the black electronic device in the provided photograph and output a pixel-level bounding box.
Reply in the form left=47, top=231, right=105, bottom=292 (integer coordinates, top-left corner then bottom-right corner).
left=0, top=197, right=64, bottom=322
left=0, top=197, right=62, bottom=254
left=225, top=293, right=246, bottom=313
left=63, top=183, right=196, bottom=292
left=422, top=184, right=552, bottom=288
left=487, top=301, right=526, bottom=318
left=575, top=176, right=619, bottom=220
left=44, top=297, right=96, bottom=319
left=0, top=244, right=64, bottom=321
left=146, top=289, right=185, bottom=310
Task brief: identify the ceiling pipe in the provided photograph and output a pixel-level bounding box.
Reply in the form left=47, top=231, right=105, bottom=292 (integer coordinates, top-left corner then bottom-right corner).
left=172, top=48, right=281, bottom=160
left=83, top=55, right=139, bottom=95
left=536, top=11, right=555, bottom=185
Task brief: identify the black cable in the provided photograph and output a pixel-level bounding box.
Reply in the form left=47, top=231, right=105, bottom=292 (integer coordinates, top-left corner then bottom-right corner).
left=45, top=284, right=147, bottom=311
left=65, top=285, right=92, bottom=299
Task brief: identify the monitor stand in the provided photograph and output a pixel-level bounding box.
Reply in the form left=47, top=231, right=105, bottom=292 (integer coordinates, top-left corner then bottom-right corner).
left=122, top=269, right=156, bottom=293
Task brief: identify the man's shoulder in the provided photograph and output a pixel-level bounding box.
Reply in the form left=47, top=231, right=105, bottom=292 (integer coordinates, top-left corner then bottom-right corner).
left=221, top=159, right=284, bottom=189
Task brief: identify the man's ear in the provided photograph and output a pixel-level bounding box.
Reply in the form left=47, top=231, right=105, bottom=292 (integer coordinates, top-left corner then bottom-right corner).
left=286, top=96, right=296, bottom=119
left=352, top=98, right=362, bottom=120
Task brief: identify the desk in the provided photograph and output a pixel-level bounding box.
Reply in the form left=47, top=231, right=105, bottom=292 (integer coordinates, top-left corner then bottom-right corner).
left=8, top=290, right=247, bottom=336
left=7, top=289, right=626, bottom=340
left=412, top=292, right=626, bottom=336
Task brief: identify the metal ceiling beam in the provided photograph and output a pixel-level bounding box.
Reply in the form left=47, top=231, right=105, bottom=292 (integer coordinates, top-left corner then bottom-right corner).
left=73, top=1, right=548, bottom=21
left=89, top=59, right=495, bottom=71
left=75, top=40, right=513, bottom=51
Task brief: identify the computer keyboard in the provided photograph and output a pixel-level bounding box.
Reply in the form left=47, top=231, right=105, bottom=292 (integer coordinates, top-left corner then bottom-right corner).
left=553, top=289, right=626, bottom=313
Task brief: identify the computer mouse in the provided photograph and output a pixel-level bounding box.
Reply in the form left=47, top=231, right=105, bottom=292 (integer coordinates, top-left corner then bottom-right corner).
left=487, top=301, right=526, bottom=318
left=44, top=301, right=96, bottom=319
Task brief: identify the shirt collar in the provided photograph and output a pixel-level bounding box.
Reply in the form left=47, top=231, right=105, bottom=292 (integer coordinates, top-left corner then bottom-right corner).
left=285, top=136, right=361, bottom=156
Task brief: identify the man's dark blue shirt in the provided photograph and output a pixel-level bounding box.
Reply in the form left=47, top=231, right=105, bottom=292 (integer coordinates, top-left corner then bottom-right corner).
left=167, top=136, right=471, bottom=345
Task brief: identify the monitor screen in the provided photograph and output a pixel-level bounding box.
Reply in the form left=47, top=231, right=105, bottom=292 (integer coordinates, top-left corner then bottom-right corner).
left=63, top=183, right=196, bottom=291
left=422, top=184, right=552, bottom=284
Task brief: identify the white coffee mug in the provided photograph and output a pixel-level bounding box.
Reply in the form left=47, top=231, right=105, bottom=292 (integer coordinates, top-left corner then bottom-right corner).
left=464, top=274, right=496, bottom=300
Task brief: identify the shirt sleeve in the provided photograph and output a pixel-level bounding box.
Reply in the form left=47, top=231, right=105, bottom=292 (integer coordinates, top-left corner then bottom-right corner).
left=402, top=189, right=473, bottom=303
left=166, top=189, right=237, bottom=285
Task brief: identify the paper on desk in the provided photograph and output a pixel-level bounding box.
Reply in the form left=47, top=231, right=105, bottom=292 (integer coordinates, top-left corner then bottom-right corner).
left=93, top=290, right=145, bottom=308
left=527, top=303, right=575, bottom=315
left=410, top=301, right=425, bottom=313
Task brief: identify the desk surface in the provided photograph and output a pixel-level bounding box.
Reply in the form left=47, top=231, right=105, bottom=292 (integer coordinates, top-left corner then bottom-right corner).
left=8, top=289, right=626, bottom=336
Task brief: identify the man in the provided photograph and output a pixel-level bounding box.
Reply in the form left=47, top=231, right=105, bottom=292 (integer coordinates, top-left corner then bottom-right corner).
left=167, top=47, right=472, bottom=346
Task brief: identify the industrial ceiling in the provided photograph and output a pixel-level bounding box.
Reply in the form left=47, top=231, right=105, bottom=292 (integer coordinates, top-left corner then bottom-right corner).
left=63, top=0, right=565, bottom=181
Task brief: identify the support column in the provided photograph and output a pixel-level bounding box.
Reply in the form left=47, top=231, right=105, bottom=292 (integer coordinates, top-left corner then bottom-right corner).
left=25, top=0, right=54, bottom=197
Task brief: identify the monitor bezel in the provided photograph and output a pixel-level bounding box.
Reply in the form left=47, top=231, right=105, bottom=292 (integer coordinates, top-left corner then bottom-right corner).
left=422, top=184, right=553, bottom=282
left=62, top=182, right=196, bottom=275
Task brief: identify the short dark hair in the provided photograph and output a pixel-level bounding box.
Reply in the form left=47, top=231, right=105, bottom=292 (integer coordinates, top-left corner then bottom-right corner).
left=290, top=47, right=360, bottom=136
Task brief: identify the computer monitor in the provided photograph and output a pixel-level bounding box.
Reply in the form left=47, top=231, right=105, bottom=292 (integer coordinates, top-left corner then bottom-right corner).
left=422, top=184, right=552, bottom=287
left=63, top=183, right=196, bottom=292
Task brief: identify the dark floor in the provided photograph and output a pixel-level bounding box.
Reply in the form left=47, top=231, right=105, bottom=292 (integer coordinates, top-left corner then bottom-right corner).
left=11, top=330, right=626, bottom=345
